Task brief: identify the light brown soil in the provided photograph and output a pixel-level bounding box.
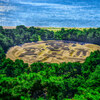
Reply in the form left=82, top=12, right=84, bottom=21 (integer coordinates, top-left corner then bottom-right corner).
left=6, top=40, right=100, bottom=65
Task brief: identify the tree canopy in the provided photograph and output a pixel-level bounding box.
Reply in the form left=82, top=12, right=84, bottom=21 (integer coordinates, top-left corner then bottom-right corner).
left=0, top=26, right=100, bottom=100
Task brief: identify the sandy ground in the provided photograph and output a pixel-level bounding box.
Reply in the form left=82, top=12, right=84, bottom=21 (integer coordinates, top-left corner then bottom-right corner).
left=3, top=26, right=97, bottom=32
left=6, top=40, right=100, bottom=65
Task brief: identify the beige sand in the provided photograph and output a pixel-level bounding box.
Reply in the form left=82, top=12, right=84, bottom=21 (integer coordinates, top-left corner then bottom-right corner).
left=6, top=40, right=100, bottom=65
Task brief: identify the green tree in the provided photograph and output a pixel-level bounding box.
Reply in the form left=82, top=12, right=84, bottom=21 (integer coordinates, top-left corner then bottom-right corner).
left=0, top=46, right=5, bottom=61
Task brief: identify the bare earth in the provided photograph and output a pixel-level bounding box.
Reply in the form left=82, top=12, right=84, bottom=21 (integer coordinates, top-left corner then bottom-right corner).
left=6, top=40, right=100, bottom=65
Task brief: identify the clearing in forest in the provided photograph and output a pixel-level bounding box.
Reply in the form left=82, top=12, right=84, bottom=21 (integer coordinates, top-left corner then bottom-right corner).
left=6, top=40, right=100, bottom=64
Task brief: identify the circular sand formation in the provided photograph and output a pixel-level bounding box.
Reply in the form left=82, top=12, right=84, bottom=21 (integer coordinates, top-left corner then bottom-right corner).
left=6, top=40, right=100, bottom=64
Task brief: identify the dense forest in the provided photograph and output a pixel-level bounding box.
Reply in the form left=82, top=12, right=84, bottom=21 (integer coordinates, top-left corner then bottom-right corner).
left=0, top=25, right=100, bottom=100
left=0, top=25, right=100, bottom=52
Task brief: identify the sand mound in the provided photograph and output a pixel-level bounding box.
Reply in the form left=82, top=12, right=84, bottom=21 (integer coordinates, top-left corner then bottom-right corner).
left=6, top=40, right=100, bottom=64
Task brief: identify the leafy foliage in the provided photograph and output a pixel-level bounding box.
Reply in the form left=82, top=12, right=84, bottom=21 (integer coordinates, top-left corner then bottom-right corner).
left=0, top=26, right=100, bottom=52
left=0, top=50, right=99, bottom=100
left=0, top=26, right=100, bottom=99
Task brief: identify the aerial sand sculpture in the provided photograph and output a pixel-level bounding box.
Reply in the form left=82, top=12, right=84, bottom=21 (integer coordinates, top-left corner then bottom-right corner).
left=6, top=40, right=100, bottom=65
